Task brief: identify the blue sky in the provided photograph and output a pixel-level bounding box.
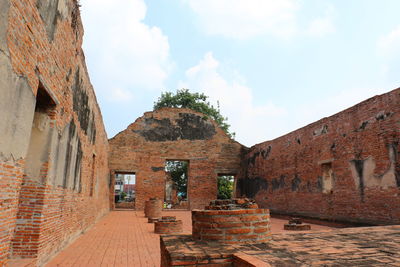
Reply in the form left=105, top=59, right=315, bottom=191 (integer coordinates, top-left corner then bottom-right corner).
left=80, top=0, right=400, bottom=147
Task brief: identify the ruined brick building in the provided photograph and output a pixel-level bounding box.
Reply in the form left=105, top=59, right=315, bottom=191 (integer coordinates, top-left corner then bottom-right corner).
left=109, top=108, right=244, bottom=210
left=0, top=1, right=109, bottom=265
left=237, top=88, right=400, bottom=225
left=0, top=0, right=399, bottom=266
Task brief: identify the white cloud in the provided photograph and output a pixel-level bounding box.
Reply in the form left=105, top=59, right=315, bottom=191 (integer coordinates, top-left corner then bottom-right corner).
left=179, top=52, right=287, bottom=146
left=293, top=87, right=387, bottom=130
left=377, top=26, right=400, bottom=85
left=179, top=53, right=392, bottom=147
left=378, top=25, right=400, bottom=58
left=183, top=0, right=337, bottom=39
left=110, top=87, right=134, bottom=102
left=305, top=4, right=335, bottom=37
left=183, top=0, right=300, bottom=39
left=306, top=15, right=335, bottom=37
left=80, top=0, right=172, bottom=101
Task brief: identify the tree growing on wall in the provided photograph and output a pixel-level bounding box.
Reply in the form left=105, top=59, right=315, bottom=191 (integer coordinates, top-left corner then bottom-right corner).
left=154, top=89, right=235, bottom=138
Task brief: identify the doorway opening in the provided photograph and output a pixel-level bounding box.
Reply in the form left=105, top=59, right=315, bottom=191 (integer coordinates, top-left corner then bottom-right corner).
left=165, top=160, right=189, bottom=209
left=114, top=172, right=136, bottom=209
left=217, top=174, right=235, bottom=199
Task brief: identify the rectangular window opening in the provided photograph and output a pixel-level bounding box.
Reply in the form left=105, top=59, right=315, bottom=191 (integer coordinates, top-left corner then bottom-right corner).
left=165, top=160, right=189, bottom=209
left=217, top=174, right=235, bottom=200
left=114, top=172, right=136, bottom=209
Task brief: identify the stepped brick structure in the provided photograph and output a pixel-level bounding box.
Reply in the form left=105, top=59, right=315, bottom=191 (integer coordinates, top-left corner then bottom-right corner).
left=161, top=199, right=272, bottom=266
left=0, top=1, right=109, bottom=265
left=109, top=108, right=245, bottom=210
left=237, top=88, right=400, bottom=225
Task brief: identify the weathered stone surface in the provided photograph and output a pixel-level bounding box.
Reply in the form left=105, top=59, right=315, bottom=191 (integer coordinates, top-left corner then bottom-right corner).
left=0, top=0, right=10, bottom=52
left=0, top=54, right=36, bottom=161
left=133, top=113, right=216, bottom=142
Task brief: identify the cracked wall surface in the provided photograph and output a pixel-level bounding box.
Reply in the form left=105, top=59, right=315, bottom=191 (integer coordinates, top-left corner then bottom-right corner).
left=109, top=108, right=245, bottom=210
left=0, top=0, right=109, bottom=265
left=237, top=88, right=400, bottom=225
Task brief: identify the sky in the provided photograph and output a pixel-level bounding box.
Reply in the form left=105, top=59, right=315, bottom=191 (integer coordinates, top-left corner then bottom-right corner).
left=80, top=0, right=400, bottom=147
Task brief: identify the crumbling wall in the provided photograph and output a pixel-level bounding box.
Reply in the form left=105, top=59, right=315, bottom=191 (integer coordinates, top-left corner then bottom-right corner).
left=0, top=0, right=109, bottom=265
left=109, top=108, right=244, bottom=210
left=237, top=88, right=400, bottom=225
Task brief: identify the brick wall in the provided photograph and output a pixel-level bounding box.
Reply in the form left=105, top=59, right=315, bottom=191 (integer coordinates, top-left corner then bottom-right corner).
left=237, top=88, right=400, bottom=225
left=0, top=160, right=25, bottom=265
left=109, top=108, right=244, bottom=210
left=0, top=0, right=110, bottom=265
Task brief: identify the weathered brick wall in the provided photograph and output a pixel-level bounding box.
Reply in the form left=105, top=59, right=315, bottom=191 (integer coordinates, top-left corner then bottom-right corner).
left=0, top=160, right=25, bottom=265
left=109, top=108, right=245, bottom=210
left=237, top=88, right=400, bottom=225
left=0, top=0, right=110, bottom=265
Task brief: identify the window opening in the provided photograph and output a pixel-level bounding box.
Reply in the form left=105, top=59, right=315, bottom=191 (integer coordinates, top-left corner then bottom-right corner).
left=165, top=160, right=189, bottom=209
left=114, top=172, right=136, bottom=209
left=217, top=175, right=235, bottom=199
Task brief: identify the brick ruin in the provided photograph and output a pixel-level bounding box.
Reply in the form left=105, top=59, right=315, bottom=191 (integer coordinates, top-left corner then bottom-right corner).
left=0, top=0, right=399, bottom=266
left=192, top=199, right=271, bottom=244
left=237, top=88, right=400, bottom=225
left=0, top=0, right=109, bottom=265
left=108, top=108, right=245, bottom=210
left=161, top=199, right=272, bottom=266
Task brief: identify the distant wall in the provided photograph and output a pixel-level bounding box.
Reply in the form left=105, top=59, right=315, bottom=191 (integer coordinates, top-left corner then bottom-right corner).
left=0, top=0, right=109, bottom=265
left=109, top=108, right=245, bottom=210
left=237, top=88, right=400, bottom=225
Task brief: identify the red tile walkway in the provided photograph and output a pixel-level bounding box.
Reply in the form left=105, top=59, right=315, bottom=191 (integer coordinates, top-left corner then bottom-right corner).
left=45, top=210, right=333, bottom=267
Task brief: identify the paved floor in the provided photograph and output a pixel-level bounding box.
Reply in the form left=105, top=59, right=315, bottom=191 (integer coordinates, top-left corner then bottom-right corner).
left=162, top=225, right=400, bottom=267
left=236, top=225, right=400, bottom=266
left=45, top=210, right=333, bottom=267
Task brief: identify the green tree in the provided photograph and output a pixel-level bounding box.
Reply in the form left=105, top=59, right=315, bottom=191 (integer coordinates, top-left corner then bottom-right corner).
left=165, top=161, right=188, bottom=199
left=217, top=176, right=234, bottom=200
left=154, top=89, right=235, bottom=138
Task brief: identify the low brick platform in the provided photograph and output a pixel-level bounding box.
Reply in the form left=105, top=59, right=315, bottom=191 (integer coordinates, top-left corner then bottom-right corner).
left=155, top=217, right=183, bottom=234
left=284, top=223, right=311, bottom=230
left=284, top=218, right=311, bottom=231
left=161, top=225, right=400, bottom=266
left=161, top=235, right=237, bottom=266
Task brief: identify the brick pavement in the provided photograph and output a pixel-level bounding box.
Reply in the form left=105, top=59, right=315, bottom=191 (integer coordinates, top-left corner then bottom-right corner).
left=162, top=225, right=400, bottom=266
left=45, top=210, right=333, bottom=266
left=46, top=210, right=191, bottom=267
left=237, top=225, right=400, bottom=266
